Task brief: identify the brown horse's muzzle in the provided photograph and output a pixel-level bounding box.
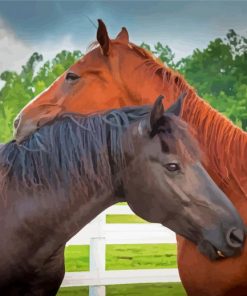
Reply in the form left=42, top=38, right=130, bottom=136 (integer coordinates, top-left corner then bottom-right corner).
left=14, top=114, right=37, bottom=144
left=14, top=104, right=63, bottom=143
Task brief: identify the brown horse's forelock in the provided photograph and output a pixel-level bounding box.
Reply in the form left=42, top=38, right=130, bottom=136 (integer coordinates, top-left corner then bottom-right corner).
left=0, top=106, right=200, bottom=197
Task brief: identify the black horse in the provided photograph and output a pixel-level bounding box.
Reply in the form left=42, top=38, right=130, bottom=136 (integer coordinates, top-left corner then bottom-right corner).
left=0, top=96, right=245, bottom=295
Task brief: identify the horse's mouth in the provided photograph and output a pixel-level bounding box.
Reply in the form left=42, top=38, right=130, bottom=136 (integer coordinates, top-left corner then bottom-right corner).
left=209, top=242, right=226, bottom=258
left=216, top=250, right=225, bottom=258
left=161, top=224, right=226, bottom=260
left=197, top=239, right=227, bottom=260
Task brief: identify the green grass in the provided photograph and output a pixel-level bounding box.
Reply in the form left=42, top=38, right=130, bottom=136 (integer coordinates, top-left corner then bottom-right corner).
left=57, top=287, right=88, bottom=296
left=116, top=202, right=127, bottom=206
left=64, top=245, right=89, bottom=272
left=57, top=283, right=186, bottom=296
left=106, top=214, right=147, bottom=224
left=64, top=244, right=177, bottom=272
left=106, top=244, right=177, bottom=270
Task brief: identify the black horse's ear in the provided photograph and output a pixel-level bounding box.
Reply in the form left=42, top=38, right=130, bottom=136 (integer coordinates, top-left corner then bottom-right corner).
left=97, top=19, right=111, bottom=56
left=166, top=92, right=187, bottom=116
left=116, top=27, right=129, bottom=44
left=150, top=95, right=165, bottom=130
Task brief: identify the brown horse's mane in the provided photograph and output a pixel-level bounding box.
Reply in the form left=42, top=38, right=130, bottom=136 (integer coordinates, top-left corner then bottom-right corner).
left=130, top=43, right=247, bottom=194
left=0, top=105, right=201, bottom=199
left=183, top=94, right=247, bottom=195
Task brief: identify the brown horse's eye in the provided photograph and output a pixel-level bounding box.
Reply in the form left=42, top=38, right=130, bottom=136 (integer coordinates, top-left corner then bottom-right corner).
left=66, top=72, right=80, bottom=82
left=165, top=163, right=180, bottom=172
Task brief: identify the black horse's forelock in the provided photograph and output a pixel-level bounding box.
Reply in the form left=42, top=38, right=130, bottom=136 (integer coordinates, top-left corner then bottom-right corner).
left=0, top=106, right=151, bottom=196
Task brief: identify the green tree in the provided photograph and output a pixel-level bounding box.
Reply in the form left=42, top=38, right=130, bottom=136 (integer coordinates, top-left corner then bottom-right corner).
left=141, top=42, right=177, bottom=68
left=177, top=30, right=247, bottom=129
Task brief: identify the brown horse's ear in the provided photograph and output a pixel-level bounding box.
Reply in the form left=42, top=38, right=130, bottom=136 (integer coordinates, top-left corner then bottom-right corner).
left=150, top=95, right=165, bottom=130
left=97, top=19, right=111, bottom=56
left=166, top=92, right=187, bottom=117
left=116, top=27, right=129, bottom=44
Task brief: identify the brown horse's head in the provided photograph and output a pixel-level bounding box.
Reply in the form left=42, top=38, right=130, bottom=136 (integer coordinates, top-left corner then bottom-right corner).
left=123, top=95, right=245, bottom=260
left=14, top=20, right=176, bottom=143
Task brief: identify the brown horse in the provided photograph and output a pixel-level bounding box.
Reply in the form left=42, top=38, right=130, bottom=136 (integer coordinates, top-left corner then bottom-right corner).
left=14, top=20, right=247, bottom=295
left=1, top=96, right=244, bottom=295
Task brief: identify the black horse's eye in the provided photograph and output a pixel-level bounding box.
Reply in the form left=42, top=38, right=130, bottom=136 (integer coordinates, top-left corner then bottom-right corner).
left=165, top=163, right=180, bottom=172
left=66, top=72, right=80, bottom=81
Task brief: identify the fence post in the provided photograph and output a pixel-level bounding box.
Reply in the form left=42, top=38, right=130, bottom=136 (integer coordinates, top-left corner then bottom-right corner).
left=89, top=212, right=106, bottom=296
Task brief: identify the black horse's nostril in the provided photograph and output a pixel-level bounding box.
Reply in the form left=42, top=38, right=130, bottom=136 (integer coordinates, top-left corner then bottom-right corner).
left=226, top=227, right=245, bottom=248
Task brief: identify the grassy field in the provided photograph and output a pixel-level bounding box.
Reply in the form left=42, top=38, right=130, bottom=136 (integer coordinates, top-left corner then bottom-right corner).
left=64, top=244, right=177, bottom=271
left=106, top=214, right=147, bottom=224
left=58, top=283, right=186, bottom=296
left=57, top=213, right=185, bottom=295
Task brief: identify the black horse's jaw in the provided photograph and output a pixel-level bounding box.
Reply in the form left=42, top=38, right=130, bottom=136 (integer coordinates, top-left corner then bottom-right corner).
left=197, top=240, right=221, bottom=260
left=196, top=239, right=242, bottom=261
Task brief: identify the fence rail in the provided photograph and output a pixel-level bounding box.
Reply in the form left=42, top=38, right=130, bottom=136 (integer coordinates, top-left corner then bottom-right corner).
left=62, top=205, right=180, bottom=295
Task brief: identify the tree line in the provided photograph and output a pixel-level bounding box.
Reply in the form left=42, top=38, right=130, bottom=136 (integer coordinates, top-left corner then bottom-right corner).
left=0, top=29, right=246, bottom=142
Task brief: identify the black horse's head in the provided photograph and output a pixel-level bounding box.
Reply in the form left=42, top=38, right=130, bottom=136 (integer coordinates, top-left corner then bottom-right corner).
left=122, top=94, right=245, bottom=260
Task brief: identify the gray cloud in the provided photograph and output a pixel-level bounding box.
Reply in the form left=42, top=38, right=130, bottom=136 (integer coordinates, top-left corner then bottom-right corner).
left=0, top=1, right=246, bottom=76
left=0, top=18, right=33, bottom=73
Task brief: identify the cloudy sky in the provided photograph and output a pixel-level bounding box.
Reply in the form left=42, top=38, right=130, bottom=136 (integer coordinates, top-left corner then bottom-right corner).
left=0, top=0, right=246, bottom=78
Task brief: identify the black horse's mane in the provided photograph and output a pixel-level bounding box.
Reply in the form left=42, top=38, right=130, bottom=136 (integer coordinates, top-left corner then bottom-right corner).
left=0, top=105, right=200, bottom=198
left=0, top=106, right=151, bottom=197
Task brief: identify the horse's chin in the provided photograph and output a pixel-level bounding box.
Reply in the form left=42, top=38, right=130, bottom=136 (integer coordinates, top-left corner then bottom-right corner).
left=160, top=222, right=227, bottom=260
left=197, top=240, right=226, bottom=261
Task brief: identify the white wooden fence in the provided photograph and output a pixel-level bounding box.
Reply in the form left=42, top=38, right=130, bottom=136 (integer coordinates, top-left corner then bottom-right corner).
left=62, top=205, right=181, bottom=295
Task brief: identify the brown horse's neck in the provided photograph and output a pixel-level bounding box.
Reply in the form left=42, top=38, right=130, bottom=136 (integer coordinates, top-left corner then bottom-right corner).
left=183, top=93, right=247, bottom=198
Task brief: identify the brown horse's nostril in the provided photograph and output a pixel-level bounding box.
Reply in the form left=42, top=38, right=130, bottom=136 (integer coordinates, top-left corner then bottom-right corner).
left=13, top=116, right=20, bottom=129
left=226, top=227, right=245, bottom=248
